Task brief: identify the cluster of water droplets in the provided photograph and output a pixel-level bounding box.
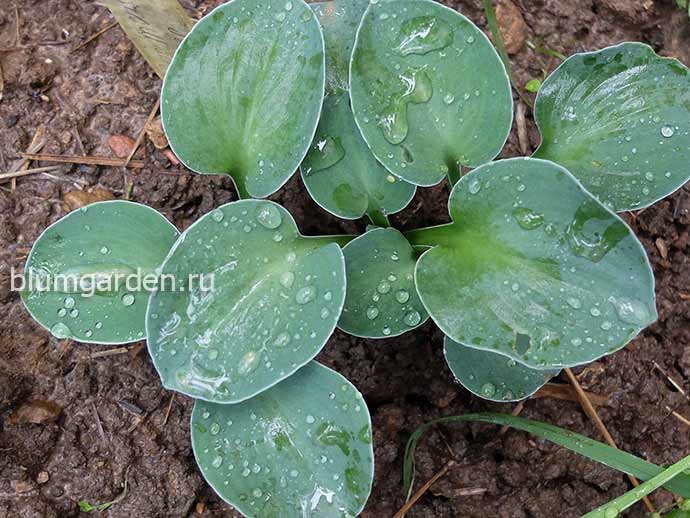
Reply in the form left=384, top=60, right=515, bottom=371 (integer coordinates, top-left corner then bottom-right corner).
left=149, top=203, right=345, bottom=403
left=192, top=368, right=371, bottom=516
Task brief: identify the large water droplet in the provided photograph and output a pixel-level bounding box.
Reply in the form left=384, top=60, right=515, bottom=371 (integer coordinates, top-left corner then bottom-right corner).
left=280, top=271, right=295, bottom=289
left=481, top=382, right=496, bottom=397
left=238, top=350, right=261, bottom=375
left=51, top=322, right=72, bottom=339
left=395, top=289, right=410, bottom=304
left=565, top=200, right=625, bottom=263
left=296, top=285, right=317, bottom=305
left=404, top=310, right=422, bottom=327
left=661, top=125, right=675, bottom=138
left=380, top=67, right=433, bottom=145
left=610, top=296, right=650, bottom=326
left=273, top=332, right=291, bottom=347
left=377, top=280, right=391, bottom=294
left=211, top=455, right=223, bottom=468
left=305, top=135, right=346, bottom=175
left=468, top=180, right=481, bottom=194
left=256, top=204, right=282, bottom=229
left=366, top=306, right=379, bottom=320
left=121, top=293, right=135, bottom=306
left=396, top=16, right=453, bottom=56
left=211, top=210, right=224, bottom=223
left=512, top=207, right=545, bottom=230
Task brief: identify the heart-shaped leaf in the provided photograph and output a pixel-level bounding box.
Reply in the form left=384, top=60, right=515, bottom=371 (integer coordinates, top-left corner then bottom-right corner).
left=410, top=158, right=657, bottom=369
left=146, top=200, right=346, bottom=404
left=444, top=336, right=558, bottom=402
left=349, top=0, right=513, bottom=187
left=302, top=1, right=416, bottom=221
left=533, top=42, right=690, bottom=212
left=21, top=201, right=179, bottom=344
left=161, top=0, right=325, bottom=198
left=339, top=228, right=427, bottom=338
left=191, top=362, right=374, bottom=518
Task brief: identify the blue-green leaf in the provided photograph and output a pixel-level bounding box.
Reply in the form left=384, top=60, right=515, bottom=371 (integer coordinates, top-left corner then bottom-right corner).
left=146, top=201, right=346, bottom=404
left=409, top=158, right=657, bottom=369
left=339, top=228, right=428, bottom=338
left=444, top=336, right=558, bottom=402
left=534, top=43, right=690, bottom=212
left=22, top=201, right=179, bottom=344
left=162, top=0, right=325, bottom=198
left=191, top=362, right=374, bottom=517
left=350, top=0, right=513, bottom=186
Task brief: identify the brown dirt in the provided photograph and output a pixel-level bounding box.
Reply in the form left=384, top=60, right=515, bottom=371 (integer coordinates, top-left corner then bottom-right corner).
left=1, top=1, right=689, bottom=517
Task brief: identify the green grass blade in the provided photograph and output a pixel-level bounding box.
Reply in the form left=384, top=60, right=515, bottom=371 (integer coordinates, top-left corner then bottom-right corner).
left=403, top=413, right=690, bottom=499
left=583, top=453, right=690, bottom=517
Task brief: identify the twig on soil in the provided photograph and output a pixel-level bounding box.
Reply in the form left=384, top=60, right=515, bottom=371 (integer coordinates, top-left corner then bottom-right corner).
left=10, top=126, right=47, bottom=190
left=90, top=347, right=130, bottom=359
left=394, top=460, right=456, bottom=518
left=14, top=5, right=20, bottom=46
left=73, top=128, right=87, bottom=156
left=71, top=21, right=118, bottom=53
left=564, top=368, right=656, bottom=514
left=654, top=361, right=689, bottom=400
left=533, top=382, right=608, bottom=406
left=124, top=98, right=160, bottom=167
left=499, top=399, right=526, bottom=435
left=0, top=166, right=62, bottom=183
left=91, top=401, right=107, bottom=445
left=516, top=101, right=529, bottom=155
left=21, top=153, right=145, bottom=168
left=162, top=393, right=176, bottom=426
left=0, top=60, right=4, bottom=104
left=666, top=407, right=690, bottom=429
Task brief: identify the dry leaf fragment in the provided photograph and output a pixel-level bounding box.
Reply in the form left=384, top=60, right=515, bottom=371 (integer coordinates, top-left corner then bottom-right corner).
left=145, top=116, right=169, bottom=149
left=63, top=188, right=116, bottom=211
left=9, top=400, right=62, bottom=424
left=107, top=134, right=136, bottom=159
left=496, top=0, right=528, bottom=55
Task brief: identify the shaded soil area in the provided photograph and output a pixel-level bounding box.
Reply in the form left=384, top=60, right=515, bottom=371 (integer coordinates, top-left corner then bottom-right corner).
left=1, top=0, right=689, bottom=517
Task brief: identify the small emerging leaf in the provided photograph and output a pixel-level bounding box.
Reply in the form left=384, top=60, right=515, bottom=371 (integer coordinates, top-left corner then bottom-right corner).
left=191, top=362, right=374, bottom=518
left=146, top=201, right=346, bottom=404
left=339, top=228, right=428, bottom=338
left=22, top=201, right=179, bottom=344
left=411, top=158, right=657, bottom=369
left=525, top=78, right=541, bottom=92
left=302, top=0, right=416, bottom=221
left=162, top=0, right=325, bottom=198
left=534, top=42, right=690, bottom=212
left=444, top=337, right=558, bottom=402
left=350, top=0, right=513, bottom=186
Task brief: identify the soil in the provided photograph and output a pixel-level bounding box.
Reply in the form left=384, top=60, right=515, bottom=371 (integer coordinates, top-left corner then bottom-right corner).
left=1, top=0, right=689, bottom=517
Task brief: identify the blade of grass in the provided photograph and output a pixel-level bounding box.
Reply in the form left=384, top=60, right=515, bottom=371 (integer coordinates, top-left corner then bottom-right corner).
left=403, top=413, right=690, bottom=499
left=583, top=453, right=690, bottom=518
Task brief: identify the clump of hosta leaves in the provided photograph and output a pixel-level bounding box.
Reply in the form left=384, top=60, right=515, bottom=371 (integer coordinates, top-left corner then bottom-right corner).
left=20, top=0, right=690, bottom=516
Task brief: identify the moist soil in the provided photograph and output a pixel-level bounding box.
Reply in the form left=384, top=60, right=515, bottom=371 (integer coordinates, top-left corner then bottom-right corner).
left=1, top=1, right=689, bottom=517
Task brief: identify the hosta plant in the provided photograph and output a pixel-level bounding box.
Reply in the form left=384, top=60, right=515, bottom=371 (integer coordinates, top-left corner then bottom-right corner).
left=19, top=0, right=690, bottom=515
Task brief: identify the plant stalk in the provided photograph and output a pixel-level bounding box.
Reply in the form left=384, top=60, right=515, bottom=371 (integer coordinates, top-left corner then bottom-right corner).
left=367, top=209, right=390, bottom=228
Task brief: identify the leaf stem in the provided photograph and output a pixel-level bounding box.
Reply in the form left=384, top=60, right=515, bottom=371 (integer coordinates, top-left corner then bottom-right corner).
left=367, top=209, right=390, bottom=228
left=482, top=0, right=533, bottom=108
left=404, top=224, right=455, bottom=248
left=446, top=161, right=461, bottom=187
